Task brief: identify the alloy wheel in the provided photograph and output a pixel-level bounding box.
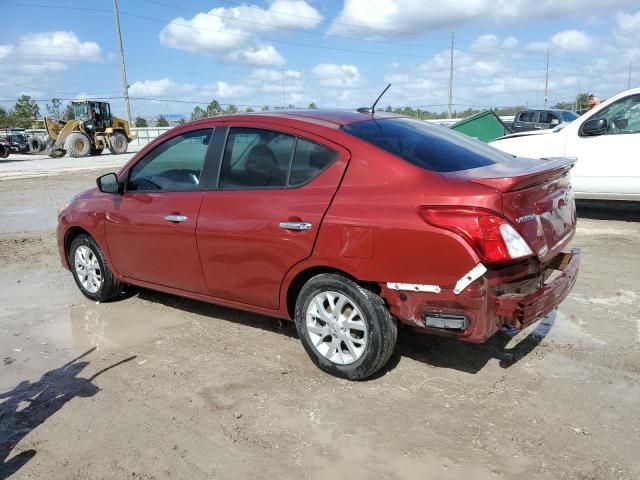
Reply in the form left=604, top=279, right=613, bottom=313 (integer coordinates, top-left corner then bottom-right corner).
left=74, top=245, right=102, bottom=294
left=305, top=291, right=368, bottom=365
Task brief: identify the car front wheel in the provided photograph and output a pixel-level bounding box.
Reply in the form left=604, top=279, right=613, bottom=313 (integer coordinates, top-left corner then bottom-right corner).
left=69, top=234, right=121, bottom=302
left=295, top=273, right=397, bottom=380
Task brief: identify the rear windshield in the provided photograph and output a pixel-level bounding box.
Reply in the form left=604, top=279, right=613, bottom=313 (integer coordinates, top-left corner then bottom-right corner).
left=342, top=117, right=514, bottom=172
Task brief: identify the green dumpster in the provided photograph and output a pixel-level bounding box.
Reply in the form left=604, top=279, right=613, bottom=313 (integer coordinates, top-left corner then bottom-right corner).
left=450, top=110, right=512, bottom=143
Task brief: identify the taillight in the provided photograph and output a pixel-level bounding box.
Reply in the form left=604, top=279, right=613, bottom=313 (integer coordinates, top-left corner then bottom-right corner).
left=417, top=207, right=533, bottom=263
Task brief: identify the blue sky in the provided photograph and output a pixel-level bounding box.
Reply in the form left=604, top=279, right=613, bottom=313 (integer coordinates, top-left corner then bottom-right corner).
left=1, top=0, right=639, bottom=118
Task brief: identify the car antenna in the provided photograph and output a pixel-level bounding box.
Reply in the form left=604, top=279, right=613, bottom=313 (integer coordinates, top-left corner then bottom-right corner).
left=357, top=83, right=391, bottom=116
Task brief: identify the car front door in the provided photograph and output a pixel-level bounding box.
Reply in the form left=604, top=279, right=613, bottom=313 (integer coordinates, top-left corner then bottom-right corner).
left=104, top=128, right=214, bottom=293
left=196, top=124, right=349, bottom=309
left=564, top=93, right=640, bottom=199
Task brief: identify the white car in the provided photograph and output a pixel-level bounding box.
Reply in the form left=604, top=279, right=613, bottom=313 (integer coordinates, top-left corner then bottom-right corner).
left=490, top=88, right=640, bottom=201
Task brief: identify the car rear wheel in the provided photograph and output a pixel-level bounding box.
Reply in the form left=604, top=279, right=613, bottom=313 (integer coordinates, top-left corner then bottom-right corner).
left=295, top=273, right=397, bottom=380
left=69, top=234, right=121, bottom=302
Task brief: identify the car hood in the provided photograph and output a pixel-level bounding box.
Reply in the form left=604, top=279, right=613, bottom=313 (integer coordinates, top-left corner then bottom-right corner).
left=493, top=129, right=556, bottom=141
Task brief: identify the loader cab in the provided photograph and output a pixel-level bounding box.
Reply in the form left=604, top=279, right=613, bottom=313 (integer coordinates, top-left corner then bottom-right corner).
left=73, top=101, right=111, bottom=132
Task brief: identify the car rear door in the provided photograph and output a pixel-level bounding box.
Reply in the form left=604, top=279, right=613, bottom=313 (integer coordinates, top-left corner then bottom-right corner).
left=196, top=123, right=349, bottom=309
left=104, top=128, right=214, bottom=293
left=513, top=111, right=535, bottom=132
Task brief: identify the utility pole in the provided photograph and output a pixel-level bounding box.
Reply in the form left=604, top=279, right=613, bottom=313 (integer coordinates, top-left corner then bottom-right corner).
left=113, top=0, right=132, bottom=126
left=281, top=68, right=286, bottom=109
left=448, top=32, right=454, bottom=119
left=628, top=62, right=633, bottom=90
left=577, top=80, right=581, bottom=111
left=544, top=48, right=549, bottom=108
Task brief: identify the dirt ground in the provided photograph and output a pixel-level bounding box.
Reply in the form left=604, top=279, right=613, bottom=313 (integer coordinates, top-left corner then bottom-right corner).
left=0, top=170, right=639, bottom=480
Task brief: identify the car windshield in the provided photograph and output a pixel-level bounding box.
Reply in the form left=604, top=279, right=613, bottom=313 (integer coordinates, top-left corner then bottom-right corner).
left=342, top=117, right=514, bottom=172
left=559, top=111, right=579, bottom=121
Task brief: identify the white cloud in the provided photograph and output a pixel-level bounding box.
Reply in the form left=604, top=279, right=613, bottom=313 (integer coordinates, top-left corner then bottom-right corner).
left=328, top=0, right=639, bottom=37
left=159, top=0, right=321, bottom=65
left=615, top=10, right=640, bottom=42
left=250, top=69, right=301, bottom=81
left=525, top=41, right=550, bottom=53
left=248, top=68, right=304, bottom=95
left=206, top=81, right=253, bottom=98
left=550, top=30, right=595, bottom=52
left=223, top=44, right=285, bottom=66
left=0, top=31, right=102, bottom=74
left=129, top=78, right=195, bottom=97
left=312, top=63, right=362, bottom=87
left=524, top=29, right=595, bottom=53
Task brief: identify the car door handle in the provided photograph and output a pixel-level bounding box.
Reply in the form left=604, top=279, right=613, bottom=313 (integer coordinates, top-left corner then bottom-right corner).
left=164, top=214, right=188, bottom=223
left=279, top=221, right=312, bottom=231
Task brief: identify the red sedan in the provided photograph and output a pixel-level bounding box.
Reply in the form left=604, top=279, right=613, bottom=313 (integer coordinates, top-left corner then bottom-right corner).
left=57, top=110, right=580, bottom=379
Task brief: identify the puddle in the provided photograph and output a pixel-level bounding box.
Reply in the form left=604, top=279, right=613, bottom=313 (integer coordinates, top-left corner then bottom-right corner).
left=505, top=311, right=606, bottom=348
left=0, top=266, right=191, bottom=391
left=67, top=302, right=189, bottom=353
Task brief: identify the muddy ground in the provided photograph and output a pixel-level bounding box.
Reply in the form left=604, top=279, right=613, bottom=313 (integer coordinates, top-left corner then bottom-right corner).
left=0, top=170, right=639, bottom=479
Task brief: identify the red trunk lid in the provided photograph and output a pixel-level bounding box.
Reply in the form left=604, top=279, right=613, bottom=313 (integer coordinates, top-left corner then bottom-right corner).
left=443, top=157, right=577, bottom=261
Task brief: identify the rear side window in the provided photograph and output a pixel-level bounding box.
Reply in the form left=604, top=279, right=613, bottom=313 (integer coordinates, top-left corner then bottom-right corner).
left=219, top=128, right=294, bottom=188
left=289, top=138, right=337, bottom=186
left=219, top=128, right=338, bottom=189
left=342, top=118, right=514, bottom=172
left=518, top=111, right=535, bottom=122
left=128, top=129, right=212, bottom=192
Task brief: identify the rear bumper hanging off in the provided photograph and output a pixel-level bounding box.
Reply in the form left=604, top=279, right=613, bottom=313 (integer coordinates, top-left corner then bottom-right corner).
left=495, top=248, right=580, bottom=329
left=380, top=248, right=580, bottom=343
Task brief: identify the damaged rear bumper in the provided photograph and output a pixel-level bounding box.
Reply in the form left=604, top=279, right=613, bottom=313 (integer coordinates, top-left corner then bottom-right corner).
left=495, top=249, right=580, bottom=329
left=380, top=249, right=580, bottom=343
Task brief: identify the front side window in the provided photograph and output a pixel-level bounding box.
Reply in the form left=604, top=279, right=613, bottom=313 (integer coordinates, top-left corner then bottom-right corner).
left=219, top=128, right=295, bottom=188
left=343, top=117, right=514, bottom=172
left=538, top=111, right=553, bottom=123
left=591, top=94, right=640, bottom=135
left=128, top=129, right=212, bottom=192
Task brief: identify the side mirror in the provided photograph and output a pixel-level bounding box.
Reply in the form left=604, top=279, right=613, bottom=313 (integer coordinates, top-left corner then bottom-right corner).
left=550, top=118, right=560, bottom=126
left=581, top=118, right=608, bottom=136
left=97, top=173, right=120, bottom=193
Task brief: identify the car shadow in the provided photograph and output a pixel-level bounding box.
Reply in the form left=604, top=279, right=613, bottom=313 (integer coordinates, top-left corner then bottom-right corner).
left=136, top=289, right=298, bottom=339
left=0, top=348, right=135, bottom=479
left=577, top=199, right=640, bottom=221
left=135, top=288, right=553, bottom=378
left=380, top=312, right=556, bottom=376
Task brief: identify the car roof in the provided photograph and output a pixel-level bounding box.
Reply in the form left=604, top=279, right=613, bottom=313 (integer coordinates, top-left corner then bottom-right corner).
left=207, top=109, right=403, bottom=128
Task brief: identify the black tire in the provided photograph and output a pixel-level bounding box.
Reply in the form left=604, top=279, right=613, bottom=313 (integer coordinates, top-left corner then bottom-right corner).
left=69, top=234, right=121, bottom=302
left=0, top=144, right=9, bottom=159
left=64, top=132, right=91, bottom=157
left=90, top=147, right=104, bottom=156
left=28, top=137, right=42, bottom=153
left=295, top=273, right=397, bottom=380
left=108, top=132, right=128, bottom=154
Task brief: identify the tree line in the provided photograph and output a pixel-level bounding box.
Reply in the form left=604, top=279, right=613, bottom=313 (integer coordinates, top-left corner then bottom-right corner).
left=0, top=93, right=593, bottom=130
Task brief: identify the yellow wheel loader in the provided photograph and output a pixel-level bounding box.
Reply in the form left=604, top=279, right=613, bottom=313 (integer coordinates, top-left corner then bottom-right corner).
left=45, top=101, right=135, bottom=158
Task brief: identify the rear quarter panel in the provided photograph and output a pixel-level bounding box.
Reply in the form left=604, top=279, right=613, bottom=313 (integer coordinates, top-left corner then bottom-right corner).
left=304, top=135, right=504, bottom=289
